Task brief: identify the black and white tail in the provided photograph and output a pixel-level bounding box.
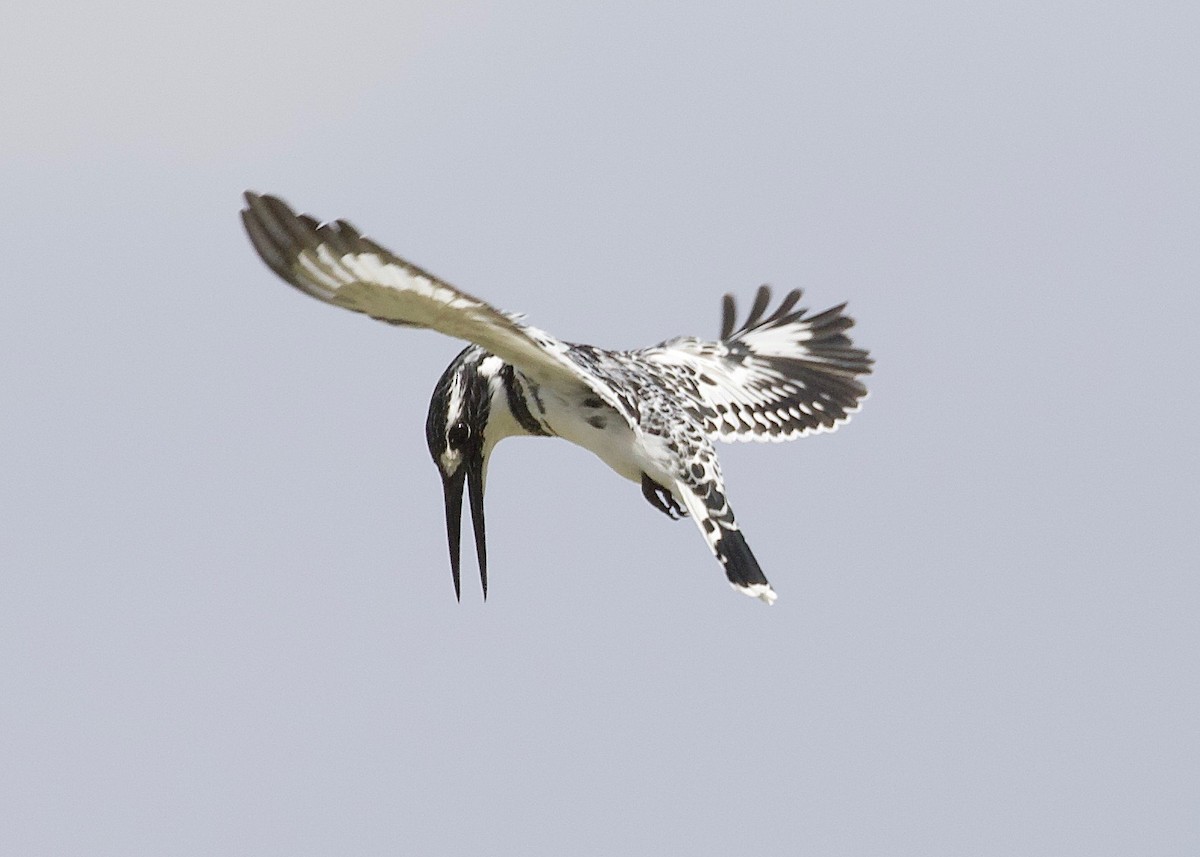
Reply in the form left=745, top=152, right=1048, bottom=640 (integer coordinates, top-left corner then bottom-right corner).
left=676, top=479, right=777, bottom=604
left=712, top=528, right=774, bottom=604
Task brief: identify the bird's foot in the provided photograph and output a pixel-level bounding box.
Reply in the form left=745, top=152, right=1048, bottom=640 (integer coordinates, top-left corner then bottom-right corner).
left=641, top=473, right=687, bottom=520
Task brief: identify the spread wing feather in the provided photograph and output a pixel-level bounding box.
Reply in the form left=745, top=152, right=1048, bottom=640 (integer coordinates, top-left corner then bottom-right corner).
left=240, top=192, right=637, bottom=425
left=639, top=285, right=873, bottom=443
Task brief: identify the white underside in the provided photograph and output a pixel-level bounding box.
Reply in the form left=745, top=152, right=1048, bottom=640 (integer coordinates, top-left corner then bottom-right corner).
left=547, top=396, right=778, bottom=607
left=539, top=389, right=679, bottom=493
left=490, top=379, right=779, bottom=606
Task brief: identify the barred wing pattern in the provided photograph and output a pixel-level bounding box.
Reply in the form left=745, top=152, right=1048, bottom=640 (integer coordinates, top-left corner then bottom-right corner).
left=639, top=286, right=873, bottom=443
left=240, top=192, right=637, bottom=425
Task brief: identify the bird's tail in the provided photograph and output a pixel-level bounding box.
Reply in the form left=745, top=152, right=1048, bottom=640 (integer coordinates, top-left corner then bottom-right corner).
left=676, top=481, right=777, bottom=604
left=715, top=528, right=776, bottom=604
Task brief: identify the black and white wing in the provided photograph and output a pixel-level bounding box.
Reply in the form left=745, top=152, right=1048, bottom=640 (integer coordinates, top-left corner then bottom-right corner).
left=240, top=192, right=636, bottom=424
left=639, top=286, right=872, bottom=443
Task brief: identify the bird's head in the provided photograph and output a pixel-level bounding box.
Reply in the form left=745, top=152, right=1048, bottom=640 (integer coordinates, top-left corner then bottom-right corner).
left=425, top=346, right=500, bottom=601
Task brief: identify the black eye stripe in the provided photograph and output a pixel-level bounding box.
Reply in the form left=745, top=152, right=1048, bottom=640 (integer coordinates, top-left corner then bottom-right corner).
left=447, top=421, right=470, bottom=448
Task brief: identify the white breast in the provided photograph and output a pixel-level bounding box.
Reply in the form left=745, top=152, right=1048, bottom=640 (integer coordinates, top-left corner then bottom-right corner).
left=539, top=390, right=652, bottom=486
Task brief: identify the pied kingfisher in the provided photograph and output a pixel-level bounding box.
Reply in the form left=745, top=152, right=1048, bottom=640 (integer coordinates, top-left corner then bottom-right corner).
left=241, top=192, right=872, bottom=604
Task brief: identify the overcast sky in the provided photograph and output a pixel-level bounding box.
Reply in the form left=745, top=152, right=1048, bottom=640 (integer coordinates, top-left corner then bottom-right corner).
left=2, top=1, right=1197, bottom=854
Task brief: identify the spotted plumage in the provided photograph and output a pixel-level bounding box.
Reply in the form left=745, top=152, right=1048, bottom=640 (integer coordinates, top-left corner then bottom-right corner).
left=241, top=192, right=873, bottom=604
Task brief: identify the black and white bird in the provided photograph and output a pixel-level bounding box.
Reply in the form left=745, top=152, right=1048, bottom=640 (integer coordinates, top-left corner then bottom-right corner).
left=241, top=192, right=872, bottom=605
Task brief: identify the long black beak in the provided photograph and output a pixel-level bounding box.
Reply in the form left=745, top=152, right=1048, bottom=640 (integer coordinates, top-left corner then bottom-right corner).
left=440, top=454, right=488, bottom=601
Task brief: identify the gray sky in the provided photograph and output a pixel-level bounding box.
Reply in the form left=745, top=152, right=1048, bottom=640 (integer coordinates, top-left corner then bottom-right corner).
left=2, top=1, right=1197, bottom=854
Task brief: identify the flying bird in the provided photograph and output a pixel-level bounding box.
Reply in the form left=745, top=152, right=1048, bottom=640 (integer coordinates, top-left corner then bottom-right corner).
left=240, top=192, right=872, bottom=604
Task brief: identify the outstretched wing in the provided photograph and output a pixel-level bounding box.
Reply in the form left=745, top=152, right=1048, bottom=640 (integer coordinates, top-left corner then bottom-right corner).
left=240, top=192, right=636, bottom=424
left=639, top=285, right=872, bottom=443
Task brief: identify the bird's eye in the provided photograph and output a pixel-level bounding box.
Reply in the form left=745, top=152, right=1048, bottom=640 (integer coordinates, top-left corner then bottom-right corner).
left=447, top=421, right=470, bottom=448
